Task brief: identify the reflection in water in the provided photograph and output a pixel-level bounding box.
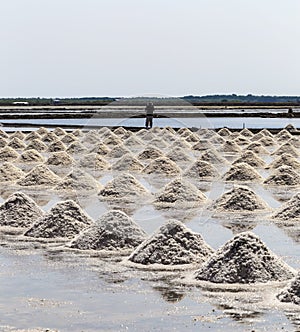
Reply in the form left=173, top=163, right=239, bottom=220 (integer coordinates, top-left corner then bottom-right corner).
left=274, top=220, right=300, bottom=245
left=152, top=285, right=186, bottom=303
left=222, top=217, right=257, bottom=234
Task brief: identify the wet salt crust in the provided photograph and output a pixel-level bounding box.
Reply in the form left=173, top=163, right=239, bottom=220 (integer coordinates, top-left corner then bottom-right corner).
left=154, top=178, right=206, bottom=208
left=127, top=220, right=214, bottom=270
left=0, top=192, right=43, bottom=228
left=24, top=200, right=93, bottom=239
left=68, top=210, right=146, bottom=254
left=272, top=193, right=300, bottom=221
left=277, top=271, right=300, bottom=305
left=193, top=232, right=295, bottom=284
left=211, top=185, right=268, bottom=213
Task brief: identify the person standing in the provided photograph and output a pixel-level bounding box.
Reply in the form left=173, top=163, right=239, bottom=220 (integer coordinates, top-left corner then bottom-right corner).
left=145, top=102, right=154, bottom=129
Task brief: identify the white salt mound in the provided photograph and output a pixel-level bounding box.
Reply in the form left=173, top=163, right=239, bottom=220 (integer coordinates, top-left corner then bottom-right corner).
left=219, top=140, right=241, bottom=153
left=240, top=128, right=254, bottom=137
left=211, top=185, right=268, bottom=212
left=277, top=271, right=300, bottom=305
left=47, top=151, right=74, bottom=166
left=25, top=131, right=42, bottom=141
left=267, top=153, right=300, bottom=170
left=258, top=136, right=276, bottom=147
left=69, top=210, right=146, bottom=252
left=128, top=220, right=214, bottom=267
left=192, top=140, right=215, bottom=152
left=60, top=133, right=77, bottom=145
left=0, top=162, right=24, bottom=182
left=178, top=127, right=192, bottom=137
left=48, top=140, right=67, bottom=152
left=53, top=127, right=66, bottom=137
left=103, top=135, right=122, bottom=147
left=245, top=142, right=269, bottom=155
left=199, top=149, right=227, bottom=165
left=218, top=128, right=231, bottom=136
left=233, top=151, right=266, bottom=168
left=18, top=149, right=45, bottom=163
left=194, top=232, right=295, bottom=284
left=0, top=137, right=8, bottom=148
left=0, top=146, right=19, bottom=162
left=148, top=137, right=169, bottom=149
left=107, top=144, right=131, bottom=158
left=66, top=141, right=88, bottom=154
left=25, top=139, right=48, bottom=152
left=143, top=157, right=181, bottom=176
left=222, top=162, right=263, bottom=182
left=0, top=192, right=43, bottom=228
left=17, top=164, right=60, bottom=187
left=234, top=136, right=251, bottom=146
left=137, top=146, right=164, bottom=160
left=89, top=143, right=110, bottom=155
left=36, top=127, right=49, bottom=135
left=8, top=137, right=26, bottom=150
left=166, top=147, right=193, bottom=164
left=56, top=169, right=101, bottom=192
left=79, top=153, right=110, bottom=170
left=123, top=135, right=144, bottom=148
left=272, top=143, right=299, bottom=157
left=272, top=193, right=300, bottom=221
left=155, top=178, right=206, bottom=207
left=99, top=173, right=149, bottom=200
left=0, top=130, right=9, bottom=138
left=112, top=153, right=144, bottom=172
left=10, top=131, right=26, bottom=140
left=184, top=160, right=219, bottom=179
left=24, top=200, right=93, bottom=239
left=42, top=132, right=58, bottom=143
left=263, top=165, right=300, bottom=186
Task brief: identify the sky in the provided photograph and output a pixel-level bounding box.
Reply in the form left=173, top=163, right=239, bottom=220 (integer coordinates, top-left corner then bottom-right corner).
left=1, top=0, right=300, bottom=97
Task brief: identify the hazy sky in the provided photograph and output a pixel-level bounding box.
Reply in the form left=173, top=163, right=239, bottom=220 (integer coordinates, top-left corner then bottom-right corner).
left=1, top=0, right=300, bottom=97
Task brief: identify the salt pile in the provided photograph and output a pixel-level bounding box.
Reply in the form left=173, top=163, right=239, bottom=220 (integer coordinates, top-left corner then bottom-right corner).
left=66, top=141, right=88, bottom=154
left=48, top=140, right=67, bottom=152
left=276, top=129, right=293, bottom=142
left=17, top=164, right=60, bottom=187
left=114, top=126, right=128, bottom=137
left=89, top=143, right=110, bottom=155
left=211, top=185, right=268, bottom=213
left=277, top=272, right=300, bottom=305
left=42, top=132, right=58, bottom=143
left=47, top=151, right=75, bottom=166
left=272, top=193, right=300, bottom=221
left=36, top=127, right=48, bottom=135
left=170, top=139, right=191, bottom=150
left=137, top=130, right=156, bottom=141
left=232, top=151, right=266, bottom=168
left=192, top=140, right=215, bottom=152
left=25, top=139, right=48, bottom=152
left=137, top=146, right=164, bottom=160
left=8, top=137, right=26, bottom=150
left=245, top=142, right=269, bottom=155
left=219, top=140, right=241, bottom=153
left=178, top=127, right=192, bottom=137
left=0, top=162, right=24, bottom=182
left=53, top=127, right=66, bottom=136
left=272, top=143, right=299, bottom=158
left=56, top=169, right=101, bottom=192
left=82, top=131, right=100, bottom=145
left=233, top=136, right=251, bottom=146
left=72, top=129, right=83, bottom=137
left=0, top=137, right=8, bottom=148
left=240, top=128, right=254, bottom=138
left=128, top=220, right=214, bottom=267
left=18, top=149, right=45, bottom=163
left=222, top=162, right=263, bottom=182
left=60, top=133, right=77, bottom=144
left=98, top=173, right=149, bottom=200
left=68, top=210, right=146, bottom=252
left=184, top=160, right=219, bottom=179
left=112, top=153, right=144, bottom=172
left=258, top=136, right=276, bottom=147
left=25, top=131, right=41, bottom=141
left=185, top=133, right=200, bottom=143
left=155, top=178, right=206, bottom=207
left=267, top=153, right=300, bottom=170
left=260, top=128, right=273, bottom=137
left=263, top=165, right=300, bottom=186
left=210, top=135, right=225, bottom=144
left=0, top=192, right=43, bottom=228
left=0, top=130, right=9, bottom=139
left=24, top=200, right=93, bottom=239
left=107, top=144, right=131, bottom=158
left=10, top=131, right=26, bottom=140
left=287, top=137, right=300, bottom=149
left=123, top=135, right=144, bottom=148
left=103, top=136, right=123, bottom=147
left=166, top=147, right=193, bottom=164
left=143, top=157, right=181, bottom=176
left=199, top=149, right=227, bottom=165
left=194, top=232, right=295, bottom=284
left=148, top=138, right=169, bottom=149
left=218, top=128, right=231, bottom=137
left=0, top=146, right=19, bottom=162
left=79, top=153, right=110, bottom=170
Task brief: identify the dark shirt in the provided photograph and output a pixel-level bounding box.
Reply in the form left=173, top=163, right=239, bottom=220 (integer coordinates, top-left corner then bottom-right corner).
left=145, top=104, right=154, bottom=116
